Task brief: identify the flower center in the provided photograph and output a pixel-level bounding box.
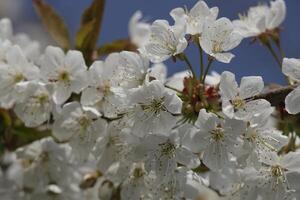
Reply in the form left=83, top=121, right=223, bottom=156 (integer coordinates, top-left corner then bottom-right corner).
left=271, top=165, right=283, bottom=178
left=212, top=41, right=223, bottom=53
left=231, top=97, right=246, bottom=110
left=132, top=166, right=146, bottom=178
left=77, top=116, right=91, bottom=131
left=14, top=73, right=24, bottom=83
left=140, top=98, right=165, bottom=114
left=159, top=140, right=176, bottom=156
left=211, top=127, right=224, bottom=141
left=58, top=70, right=70, bottom=84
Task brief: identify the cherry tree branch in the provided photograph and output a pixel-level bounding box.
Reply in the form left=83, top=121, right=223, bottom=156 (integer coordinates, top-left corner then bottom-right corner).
left=247, top=84, right=298, bottom=106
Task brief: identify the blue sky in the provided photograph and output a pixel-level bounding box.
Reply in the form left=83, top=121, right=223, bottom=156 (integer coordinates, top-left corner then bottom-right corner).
left=16, top=0, right=300, bottom=84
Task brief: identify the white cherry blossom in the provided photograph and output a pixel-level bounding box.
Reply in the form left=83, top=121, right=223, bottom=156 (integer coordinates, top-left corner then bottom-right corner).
left=13, top=81, right=52, bottom=127
left=128, top=80, right=182, bottom=136
left=241, top=151, right=300, bottom=200
left=52, top=102, right=105, bottom=162
left=80, top=56, right=128, bottom=118
left=170, top=0, right=219, bottom=35
left=233, top=0, right=286, bottom=38
left=0, top=45, right=39, bottom=108
left=190, top=109, right=246, bottom=171
left=40, top=46, right=88, bottom=105
left=219, top=71, right=273, bottom=120
left=139, top=19, right=187, bottom=63
left=200, top=17, right=243, bottom=63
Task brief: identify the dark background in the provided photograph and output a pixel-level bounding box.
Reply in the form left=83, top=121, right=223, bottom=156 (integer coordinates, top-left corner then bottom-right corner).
left=1, top=0, right=299, bottom=85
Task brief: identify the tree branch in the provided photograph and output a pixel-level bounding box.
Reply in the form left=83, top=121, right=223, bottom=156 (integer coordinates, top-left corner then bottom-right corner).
left=247, top=84, right=298, bottom=106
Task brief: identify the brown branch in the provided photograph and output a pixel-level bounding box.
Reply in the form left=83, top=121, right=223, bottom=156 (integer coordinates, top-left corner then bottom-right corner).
left=247, top=84, right=298, bottom=106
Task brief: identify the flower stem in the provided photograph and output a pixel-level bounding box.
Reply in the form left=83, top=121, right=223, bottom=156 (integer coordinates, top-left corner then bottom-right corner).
left=264, top=42, right=292, bottom=85
left=181, top=54, right=196, bottom=79
left=165, top=84, right=182, bottom=94
left=196, top=42, right=204, bottom=80
left=202, top=57, right=214, bottom=84
left=264, top=42, right=282, bottom=69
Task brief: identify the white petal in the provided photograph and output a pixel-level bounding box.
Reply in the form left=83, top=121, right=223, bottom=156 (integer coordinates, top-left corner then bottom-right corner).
left=282, top=151, right=300, bottom=173
left=195, top=109, right=219, bottom=131
left=81, top=87, right=103, bottom=106
left=239, top=76, right=264, bottom=99
left=176, top=147, right=200, bottom=169
left=219, top=71, right=238, bottom=100
left=282, top=58, right=300, bottom=81
left=53, top=85, right=71, bottom=105
left=214, top=52, right=235, bottom=63
left=285, top=86, right=300, bottom=114
left=203, top=142, right=230, bottom=171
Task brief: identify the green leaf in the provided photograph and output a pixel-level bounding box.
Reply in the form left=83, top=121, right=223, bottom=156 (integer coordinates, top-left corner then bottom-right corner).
left=75, top=0, right=105, bottom=64
left=33, top=0, right=71, bottom=50
left=97, top=39, right=137, bottom=56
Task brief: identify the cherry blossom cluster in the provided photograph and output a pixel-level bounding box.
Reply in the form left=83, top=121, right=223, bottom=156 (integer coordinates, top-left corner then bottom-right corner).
left=0, top=0, right=300, bottom=200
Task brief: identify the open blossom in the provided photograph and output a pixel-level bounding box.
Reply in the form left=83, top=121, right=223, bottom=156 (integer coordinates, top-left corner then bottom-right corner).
left=106, top=51, right=149, bottom=89
left=200, top=17, right=243, bottom=63
left=53, top=102, right=102, bottom=139
left=128, top=80, right=182, bottom=136
left=0, top=45, right=40, bottom=108
left=136, top=132, right=200, bottom=179
left=237, top=110, right=288, bottom=168
left=139, top=20, right=187, bottom=63
left=170, top=0, right=219, bottom=35
left=80, top=54, right=130, bottom=117
left=282, top=58, right=300, bottom=114
left=17, top=138, right=83, bottom=200
left=189, top=109, right=246, bottom=171
left=13, top=81, right=53, bottom=127
left=233, top=0, right=286, bottom=38
left=240, top=151, right=300, bottom=200
left=40, top=46, right=88, bottom=105
left=219, top=71, right=273, bottom=120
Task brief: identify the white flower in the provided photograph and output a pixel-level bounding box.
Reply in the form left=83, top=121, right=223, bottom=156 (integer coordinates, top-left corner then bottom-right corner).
left=52, top=102, right=104, bottom=161
left=139, top=20, right=187, bottom=63
left=129, top=11, right=151, bottom=48
left=233, top=0, right=286, bottom=38
left=136, top=132, right=200, bottom=178
left=121, top=162, right=155, bottom=200
left=40, top=46, right=88, bottom=105
left=241, top=151, right=300, bottom=200
left=219, top=71, right=273, bottom=120
left=128, top=80, right=182, bottom=137
left=17, top=138, right=83, bottom=200
left=0, top=45, right=40, bottom=108
left=282, top=58, right=300, bottom=114
left=237, top=112, right=288, bottom=168
left=13, top=81, right=52, bottom=127
left=200, top=17, right=243, bottom=63
left=105, top=51, right=149, bottom=89
left=80, top=55, right=128, bottom=117
left=170, top=0, right=219, bottom=35
left=94, top=121, right=130, bottom=172
left=190, top=109, right=246, bottom=171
